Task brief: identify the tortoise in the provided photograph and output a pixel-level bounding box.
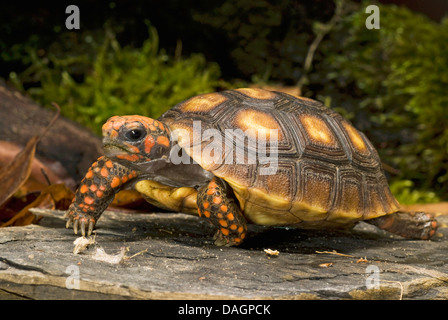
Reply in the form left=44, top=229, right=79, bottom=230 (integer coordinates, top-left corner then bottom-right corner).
left=65, top=88, right=437, bottom=246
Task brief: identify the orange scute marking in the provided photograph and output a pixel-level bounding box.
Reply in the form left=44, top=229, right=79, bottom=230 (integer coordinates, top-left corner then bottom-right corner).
left=203, top=201, right=210, bottom=209
left=227, top=213, right=235, bottom=221
left=219, top=220, right=228, bottom=227
left=105, top=160, right=114, bottom=168
left=117, top=154, right=140, bottom=162
left=208, top=180, right=218, bottom=188
left=111, top=118, right=125, bottom=131
left=84, top=196, right=94, bottom=205
left=156, top=135, right=170, bottom=147
left=300, top=114, right=337, bottom=147
left=181, top=93, right=227, bottom=112
left=144, top=136, right=155, bottom=154
left=221, top=228, right=229, bottom=236
left=85, top=170, right=93, bottom=179
left=213, top=197, right=222, bottom=204
left=342, top=122, right=368, bottom=153
left=203, top=210, right=211, bottom=218
left=235, top=88, right=276, bottom=100
left=111, top=177, right=121, bottom=189
left=220, top=205, right=228, bottom=212
left=234, top=109, right=283, bottom=141
left=89, top=185, right=98, bottom=192
left=100, top=168, right=109, bottom=178
left=80, top=185, right=89, bottom=194
left=96, top=191, right=104, bottom=198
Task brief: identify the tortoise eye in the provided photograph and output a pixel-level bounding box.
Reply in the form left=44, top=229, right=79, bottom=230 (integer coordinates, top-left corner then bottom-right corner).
left=125, top=129, right=145, bottom=141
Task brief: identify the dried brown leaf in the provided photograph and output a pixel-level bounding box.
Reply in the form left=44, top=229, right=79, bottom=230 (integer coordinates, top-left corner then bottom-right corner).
left=0, top=136, right=38, bottom=207
left=0, top=102, right=60, bottom=208
left=0, top=184, right=74, bottom=227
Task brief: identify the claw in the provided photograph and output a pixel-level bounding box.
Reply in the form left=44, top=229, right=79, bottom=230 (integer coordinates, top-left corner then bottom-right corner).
left=80, top=220, right=86, bottom=237
left=65, top=209, right=97, bottom=236
left=88, top=221, right=94, bottom=237
left=73, top=219, right=79, bottom=235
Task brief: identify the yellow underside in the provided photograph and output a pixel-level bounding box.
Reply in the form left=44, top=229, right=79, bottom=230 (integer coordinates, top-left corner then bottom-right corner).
left=134, top=178, right=396, bottom=228
left=135, top=180, right=198, bottom=215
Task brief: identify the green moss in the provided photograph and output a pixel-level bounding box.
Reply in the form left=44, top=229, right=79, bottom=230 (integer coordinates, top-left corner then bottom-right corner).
left=315, top=1, right=448, bottom=199
left=11, top=23, right=223, bottom=135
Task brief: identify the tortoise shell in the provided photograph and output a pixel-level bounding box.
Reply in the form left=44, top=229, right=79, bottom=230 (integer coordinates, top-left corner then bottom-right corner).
left=156, top=88, right=400, bottom=227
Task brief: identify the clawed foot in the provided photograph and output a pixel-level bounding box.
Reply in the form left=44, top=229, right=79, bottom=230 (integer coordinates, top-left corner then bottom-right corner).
left=368, top=211, right=438, bottom=240
left=213, top=229, right=246, bottom=247
left=64, top=210, right=96, bottom=237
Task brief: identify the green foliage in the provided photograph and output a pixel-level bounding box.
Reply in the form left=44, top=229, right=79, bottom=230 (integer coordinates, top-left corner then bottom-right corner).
left=314, top=1, right=448, bottom=198
left=192, top=0, right=333, bottom=84
left=389, top=180, right=440, bottom=205
left=10, top=24, right=222, bottom=134
left=5, top=2, right=447, bottom=203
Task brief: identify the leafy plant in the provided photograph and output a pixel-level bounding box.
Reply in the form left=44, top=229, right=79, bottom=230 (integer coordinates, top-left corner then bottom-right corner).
left=10, top=23, right=223, bottom=134
left=314, top=1, right=448, bottom=198
left=389, top=180, right=440, bottom=205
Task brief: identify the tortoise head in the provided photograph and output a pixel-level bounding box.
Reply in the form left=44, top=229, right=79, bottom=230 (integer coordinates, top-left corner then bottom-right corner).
left=102, top=115, right=171, bottom=164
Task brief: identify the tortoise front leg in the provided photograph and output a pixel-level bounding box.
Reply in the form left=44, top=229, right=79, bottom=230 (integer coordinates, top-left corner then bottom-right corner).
left=65, top=156, right=139, bottom=236
left=197, top=177, right=247, bottom=246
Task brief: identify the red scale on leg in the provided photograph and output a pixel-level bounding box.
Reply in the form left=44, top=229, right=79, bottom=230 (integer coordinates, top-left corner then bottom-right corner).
left=65, top=156, right=141, bottom=236
left=197, top=177, right=248, bottom=246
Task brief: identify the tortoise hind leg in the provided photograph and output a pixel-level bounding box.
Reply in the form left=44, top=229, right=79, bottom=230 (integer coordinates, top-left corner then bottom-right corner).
left=366, top=211, right=438, bottom=240
left=197, top=177, right=247, bottom=246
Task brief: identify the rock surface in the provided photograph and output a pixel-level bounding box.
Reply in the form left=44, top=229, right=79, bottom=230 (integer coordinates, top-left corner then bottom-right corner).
left=1, top=209, right=447, bottom=300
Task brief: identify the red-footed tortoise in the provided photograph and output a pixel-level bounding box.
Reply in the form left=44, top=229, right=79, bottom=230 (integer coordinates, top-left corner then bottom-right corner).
left=65, top=88, right=437, bottom=246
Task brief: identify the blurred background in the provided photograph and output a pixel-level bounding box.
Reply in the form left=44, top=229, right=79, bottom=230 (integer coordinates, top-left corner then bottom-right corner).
left=1, top=0, right=447, bottom=204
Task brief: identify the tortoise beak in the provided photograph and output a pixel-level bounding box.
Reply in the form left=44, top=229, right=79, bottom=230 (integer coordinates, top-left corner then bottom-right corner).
left=102, top=137, right=129, bottom=157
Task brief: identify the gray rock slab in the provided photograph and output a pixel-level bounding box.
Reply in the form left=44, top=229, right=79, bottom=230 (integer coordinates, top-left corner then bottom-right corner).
left=1, top=210, right=447, bottom=300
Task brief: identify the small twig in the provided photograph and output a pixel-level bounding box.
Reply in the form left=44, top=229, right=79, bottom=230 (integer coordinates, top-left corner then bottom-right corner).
left=40, top=168, right=52, bottom=186
left=380, top=280, right=404, bottom=300
left=381, top=161, right=401, bottom=175
left=124, top=249, right=149, bottom=260
left=297, top=0, right=346, bottom=93
left=315, top=250, right=355, bottom=258
left=36, top=102, right=61, bottom=144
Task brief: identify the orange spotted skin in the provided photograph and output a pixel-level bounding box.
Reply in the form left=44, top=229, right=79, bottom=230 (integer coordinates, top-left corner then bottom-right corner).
left=197, top=177, right=247, bottom=246
left=65, top=156, right=139, bottom=235
left=102, top=115, right=171, bottom=162
left=65, top=115, right=172, bottom=236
